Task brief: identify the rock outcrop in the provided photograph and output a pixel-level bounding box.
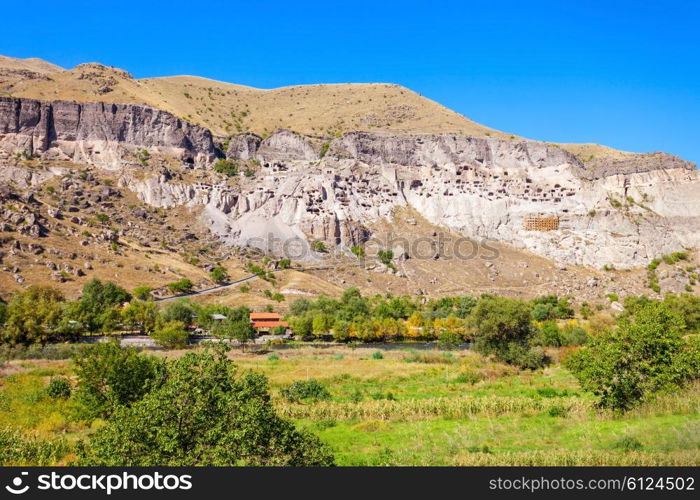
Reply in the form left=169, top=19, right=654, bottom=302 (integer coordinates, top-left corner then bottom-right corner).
left=123, top=129, right=700, bottom=268
left=1, top=96, right=697, bottom=269
left=0, top=96, right=217, bottom=169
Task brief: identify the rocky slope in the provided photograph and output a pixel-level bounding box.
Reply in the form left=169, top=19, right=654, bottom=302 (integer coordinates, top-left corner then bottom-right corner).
left=119, top=127, right=699, bottom=268
left=1, top=90, right=698, bottom=272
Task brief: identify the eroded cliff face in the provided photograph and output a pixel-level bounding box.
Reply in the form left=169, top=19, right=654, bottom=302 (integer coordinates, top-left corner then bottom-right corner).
left=0, top=96, right=216, bottom=169
left=1, top=97, right=698, bottom=269
left=120, top=129, right=699, bottom=268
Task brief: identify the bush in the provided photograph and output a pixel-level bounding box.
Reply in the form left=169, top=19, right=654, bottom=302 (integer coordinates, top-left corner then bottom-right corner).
left=453, top=371, right=484, bottom=384
left=0, top=343, right=84, bottom=361
left=613, top=436, right=644, bottom=452
left=209, top=265, right=229, bottom=284
left=377, top=250, right=394, bottom=265
left=167, top=279, right=194, bottom=294
left=371, top=350, right=384, bottom=360
left=566, top=302, right=700, bottom=411
left=213, top=158, right=239, bottom=177
left=534, top=321, right=562, bottom=347
left=531, top=295, right=574, bottom=320
left=132, top=285, right=153, bottom=300
left=501, top=344, right=549, bottom=370
left=281, top=379, right=332, bottom=403
left=311, top=240, right=327, bottom=253
left=351, top=245, right=365, bottom=258
left=45, top=377, right=72, bottom=399
left=438, top=330, right=462, bottom=350
left=560, top=324, right=589, bottom=346
left=77, top=349, right=333, bottom=466
left=151, top=321, right=189, bottom=349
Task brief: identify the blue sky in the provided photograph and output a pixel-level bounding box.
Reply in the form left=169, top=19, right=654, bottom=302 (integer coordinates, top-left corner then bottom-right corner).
left=3, top=0, right=698, bottom=162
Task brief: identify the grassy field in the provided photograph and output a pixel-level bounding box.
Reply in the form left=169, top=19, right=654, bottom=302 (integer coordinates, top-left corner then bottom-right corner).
left=1, top=345, right=698, bottom=466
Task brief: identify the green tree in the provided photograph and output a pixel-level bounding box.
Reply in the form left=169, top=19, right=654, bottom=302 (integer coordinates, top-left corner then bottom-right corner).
left=121, top=300, right=159, bottom=334
left=470, top=296, right=547, bottom=369
left=663, top=294, right=700, bottom=332
left=3, top=286, right=65, bottom=344
left=289, top=315, right=313, bottom=339
left=161, top=300, right=196, bottom=326
left=535, top=321, right=562, bottom=347
left=311, top=314, right=334, bottom=336
left=151, top=321, right=189, bottom=349
left=289, top=299, right=312, bottom=316
left=209, top=265, right=229, bottom=284
left=566, top=302, right=700, bottom=411
left=77, top=348, right=333, bottom=465
left=0, top=300, right=7, bottom=328
left=212, top=318, right=256, bottom=347
left=73, top=342, right=165, bottom=419
left=74, top=279, right=131, bottom=332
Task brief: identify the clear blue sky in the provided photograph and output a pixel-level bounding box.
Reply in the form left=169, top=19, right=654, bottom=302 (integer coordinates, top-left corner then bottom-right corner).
left=3, top=0, right=698, bottom=163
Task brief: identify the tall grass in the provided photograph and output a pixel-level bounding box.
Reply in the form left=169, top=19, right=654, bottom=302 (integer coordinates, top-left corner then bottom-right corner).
left=0, top=343, right=85, bottom=361
left=450, top=450, right=700, bottom=466
left=0, top=428, right=69, bottom=466
left=277, top=395, right=591, bottom=421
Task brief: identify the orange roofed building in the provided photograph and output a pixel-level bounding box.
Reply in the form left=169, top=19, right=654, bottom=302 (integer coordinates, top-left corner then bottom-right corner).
left=249, top=312, right=289, bottom=331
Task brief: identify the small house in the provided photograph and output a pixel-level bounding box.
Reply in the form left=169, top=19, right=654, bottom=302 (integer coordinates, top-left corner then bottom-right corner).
left=250, top=312, right=288, bottom=332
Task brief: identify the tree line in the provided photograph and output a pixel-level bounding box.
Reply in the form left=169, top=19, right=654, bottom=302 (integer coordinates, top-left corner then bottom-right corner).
left=0, top=280, right=255, bottom=349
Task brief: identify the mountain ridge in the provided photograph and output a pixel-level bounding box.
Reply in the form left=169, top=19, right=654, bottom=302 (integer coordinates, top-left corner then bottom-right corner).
left=0, top=54, right=673, bottom=167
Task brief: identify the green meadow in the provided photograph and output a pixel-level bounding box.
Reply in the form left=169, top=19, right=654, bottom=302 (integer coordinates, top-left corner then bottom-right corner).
left=1, top=345, right=698, bottom=466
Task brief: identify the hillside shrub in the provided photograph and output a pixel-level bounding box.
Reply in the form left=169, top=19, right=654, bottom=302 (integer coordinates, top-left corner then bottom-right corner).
left=45, top=377, right=72, bottom=399
left=281, top=379, right=331, bottom=403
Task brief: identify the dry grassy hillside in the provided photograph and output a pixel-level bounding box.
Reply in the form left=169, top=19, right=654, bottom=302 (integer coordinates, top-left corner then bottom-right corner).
left=0, top=55, right=63, bottom=74
left=0, top=54, right=671, bottom=170
left=0, top=56, right=503, bottom=139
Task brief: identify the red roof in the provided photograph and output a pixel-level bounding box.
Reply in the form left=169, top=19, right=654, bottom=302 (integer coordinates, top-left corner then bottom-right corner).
left=250, top=312, right=282, bottom=320
left=252, top=320, right=288, bottom=329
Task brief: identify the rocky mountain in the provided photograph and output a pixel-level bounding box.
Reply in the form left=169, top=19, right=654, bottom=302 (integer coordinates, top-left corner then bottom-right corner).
left=0, top=55, right=698, bottom=302
left=1, top=93, right=697, bottom=269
